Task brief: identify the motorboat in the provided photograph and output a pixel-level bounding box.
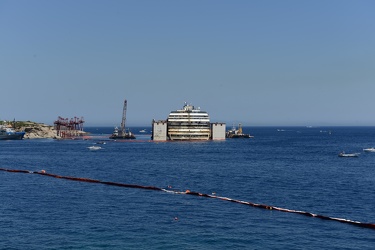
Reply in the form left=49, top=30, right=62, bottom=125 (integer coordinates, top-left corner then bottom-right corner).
left=363, top=147, right=375, bottom=153
left=338, top=152, right=359, bottom=157
left=88, top=146, right=102, bottom=151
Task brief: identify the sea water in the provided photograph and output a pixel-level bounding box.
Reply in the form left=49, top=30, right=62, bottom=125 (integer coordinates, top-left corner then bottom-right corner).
left=1, top=127, right=374, bottom=249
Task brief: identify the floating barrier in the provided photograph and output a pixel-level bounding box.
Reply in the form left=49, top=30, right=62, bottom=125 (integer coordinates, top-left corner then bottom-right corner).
left=1, top=167, right=374, bottom=230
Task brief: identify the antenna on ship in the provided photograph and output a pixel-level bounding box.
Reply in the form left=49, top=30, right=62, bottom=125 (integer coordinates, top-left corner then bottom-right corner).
left=120, top=99, right=127, bottom=137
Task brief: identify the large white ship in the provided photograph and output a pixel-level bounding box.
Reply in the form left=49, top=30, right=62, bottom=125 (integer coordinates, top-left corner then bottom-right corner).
left=167, top=102, right=211, bottom=140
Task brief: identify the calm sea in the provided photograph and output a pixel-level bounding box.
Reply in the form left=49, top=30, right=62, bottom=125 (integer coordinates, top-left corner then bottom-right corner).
left=1, top=126, right=374, bottom=249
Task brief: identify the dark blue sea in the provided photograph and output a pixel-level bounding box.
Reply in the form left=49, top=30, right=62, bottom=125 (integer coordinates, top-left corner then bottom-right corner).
left=1, top=126, right=375, bottom=249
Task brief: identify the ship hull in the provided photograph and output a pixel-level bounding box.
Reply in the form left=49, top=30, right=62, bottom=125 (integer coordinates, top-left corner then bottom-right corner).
left=0, top=132, right=25, bottom=140
left=168, top=135, right=210, bottom=141
left=226, top=134, right=253, bottom=138
left=109, top=135, right=136, bottom=140
left=167, top=103, right=211, bottom=141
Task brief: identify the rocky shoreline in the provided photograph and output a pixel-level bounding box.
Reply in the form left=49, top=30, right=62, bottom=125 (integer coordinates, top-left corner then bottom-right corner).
left=13, top=121, right=86, bottom=139
left=22, top=123, right=60, bottom=139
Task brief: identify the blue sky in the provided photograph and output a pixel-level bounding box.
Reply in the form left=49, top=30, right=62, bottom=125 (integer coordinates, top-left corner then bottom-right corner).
left=1, top=0, right=374, bottom=126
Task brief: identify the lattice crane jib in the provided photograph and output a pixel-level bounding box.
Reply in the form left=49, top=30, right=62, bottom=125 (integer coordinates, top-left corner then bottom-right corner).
left=120, top=100, right=127, bottom=136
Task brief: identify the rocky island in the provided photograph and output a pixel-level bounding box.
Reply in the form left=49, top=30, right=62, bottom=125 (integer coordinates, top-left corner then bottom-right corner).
left=8, top=121, right=87, bottom=139
left=9, top=121, right=59, bottom=139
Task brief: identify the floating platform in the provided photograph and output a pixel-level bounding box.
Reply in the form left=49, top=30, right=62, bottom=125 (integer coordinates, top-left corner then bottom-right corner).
left=109, top=134, right=136, bottom=140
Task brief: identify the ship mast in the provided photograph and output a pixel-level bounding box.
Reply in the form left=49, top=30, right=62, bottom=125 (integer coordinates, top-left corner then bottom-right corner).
left=120, top=100, right=127, bottom=136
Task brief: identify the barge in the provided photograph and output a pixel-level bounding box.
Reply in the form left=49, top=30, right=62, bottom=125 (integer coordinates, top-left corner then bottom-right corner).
left=109, top=99, right=136, bottom=140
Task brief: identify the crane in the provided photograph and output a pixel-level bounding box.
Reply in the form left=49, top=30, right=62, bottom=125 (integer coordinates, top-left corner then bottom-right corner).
left=109, top=99, right=136, bottom=139
left=120, top=100, right=127, bottom=136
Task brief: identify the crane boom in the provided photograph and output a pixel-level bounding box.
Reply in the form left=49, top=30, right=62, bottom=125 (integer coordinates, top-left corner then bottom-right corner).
left=120, top=100, right=127, bottom=136
left=109, top=99, right=135, bottom=139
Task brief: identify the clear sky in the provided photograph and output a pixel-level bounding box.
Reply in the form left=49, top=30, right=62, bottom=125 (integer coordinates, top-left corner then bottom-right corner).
left=1, top=0, right=374, bottom=126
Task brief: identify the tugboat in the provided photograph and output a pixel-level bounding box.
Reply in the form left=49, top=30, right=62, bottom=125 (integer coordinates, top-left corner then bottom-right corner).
left=109, top=99, right=136, bottom=140
left=0, top=125, right=25, bottom=140
left=226, top=123, right=253, bottom=138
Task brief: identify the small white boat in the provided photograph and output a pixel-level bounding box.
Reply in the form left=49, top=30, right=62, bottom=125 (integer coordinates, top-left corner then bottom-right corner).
left=88, top=146, right=102, bottom=151
left=338, top=152, right=359, bottom=157
left=139, top=129, right=147, bottom=133
left=363, top=148, right=375, bottom=153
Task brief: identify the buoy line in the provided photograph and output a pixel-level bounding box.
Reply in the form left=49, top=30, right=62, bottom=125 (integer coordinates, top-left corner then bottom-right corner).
left=1, top=167, right=375, bottom=230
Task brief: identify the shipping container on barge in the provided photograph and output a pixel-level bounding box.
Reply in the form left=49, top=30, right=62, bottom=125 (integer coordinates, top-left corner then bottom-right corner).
left=152, top=102, right=225, bottom=141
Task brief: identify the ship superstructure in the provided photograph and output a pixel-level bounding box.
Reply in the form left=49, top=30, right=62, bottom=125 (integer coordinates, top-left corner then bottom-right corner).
left=152, top=102, right=225, bottom=141
left=167, top=102, right=211, bottom=140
